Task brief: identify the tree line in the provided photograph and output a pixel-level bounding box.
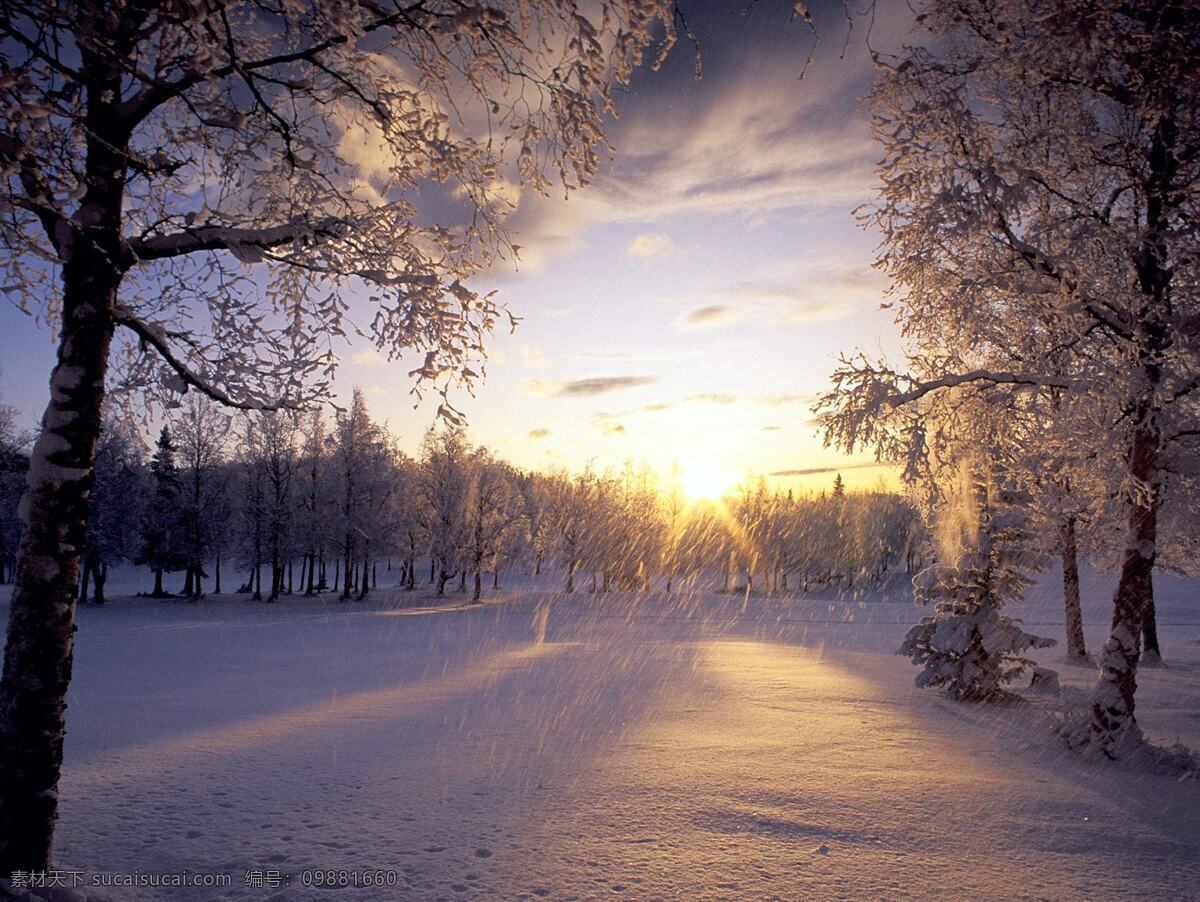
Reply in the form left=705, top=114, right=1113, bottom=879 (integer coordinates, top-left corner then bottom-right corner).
left=0, top=390, right=926, bottom=606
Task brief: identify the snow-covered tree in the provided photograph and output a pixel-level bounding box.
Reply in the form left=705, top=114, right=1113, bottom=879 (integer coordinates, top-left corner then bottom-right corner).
left=391, top=453, right=424, bottom=591
left=172, top=397, right=231, bottom=598
left=137, top=427, right=187, bottom=597
left=463, top=449, right=519, bottom=602
left=419, top=425, right=471, bottom=597
left=900, top=462, right=1055, bottom=701
left=331, top=391, right=374, bottom=599
left=517, top=471, right=552, bottom=579
left=255, top=411, right=296, bottom=601
left=295, top=410, right=332, bottom=594
left=548, top=467, right=596, bottom=594
left=816, top=0, right=1200, bottom=757
left=233, top=418, right=267, bottom=599
left=79, top=420, right=143, bottom=605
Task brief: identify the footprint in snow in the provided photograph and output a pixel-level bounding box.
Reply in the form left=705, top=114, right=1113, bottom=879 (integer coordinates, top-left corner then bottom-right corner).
left=474, top=848, right=493, bottom=858
left=815, top=844, right=831, bottom=855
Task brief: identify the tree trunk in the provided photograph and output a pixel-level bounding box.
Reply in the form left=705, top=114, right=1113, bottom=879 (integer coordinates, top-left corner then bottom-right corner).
left=1060, top=516, right=1087, bottom=662
left=1089, top=417, right=1159, bottom=756
left=152, top=567, right=166, bottom=598
left=214, top=552, right=221, bottom=594
left=181, top=566, right=194, bottom=598
left=493, top=569, right=499, bottom=590
left=305, top=553, right=315, bottom=594
left=93, top=563, right=107, bottom=607
left=473, top=569, right=482, bottom=602
left=77, top=560, right=91, bottom=607
left=0, top=226, right=120, bottom=871
left=341, top=548, right=354, bottom=599
left=1141, top=591, right=1163, bottom=666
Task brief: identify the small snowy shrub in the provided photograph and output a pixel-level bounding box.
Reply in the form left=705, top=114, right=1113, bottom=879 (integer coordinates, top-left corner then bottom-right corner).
left=899, top=466, right=1055, bottom=702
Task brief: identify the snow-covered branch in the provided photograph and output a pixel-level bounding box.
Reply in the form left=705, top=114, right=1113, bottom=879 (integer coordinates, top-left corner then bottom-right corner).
left=112, top=306, right=294, bottom=412
left=125, top=220, right=351, bottom=264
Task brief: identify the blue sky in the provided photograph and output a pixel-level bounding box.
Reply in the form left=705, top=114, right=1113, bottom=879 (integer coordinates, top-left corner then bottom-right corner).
left=0, top=0, right=911, bottom=496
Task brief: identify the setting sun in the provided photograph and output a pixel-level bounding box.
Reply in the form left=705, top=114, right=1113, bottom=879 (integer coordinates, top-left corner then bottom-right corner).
left=680, top=460, right=736, bottom=501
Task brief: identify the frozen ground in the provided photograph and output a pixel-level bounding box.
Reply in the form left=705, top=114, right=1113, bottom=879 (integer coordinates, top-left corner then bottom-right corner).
left=1, top=564, right=1198, bottom=900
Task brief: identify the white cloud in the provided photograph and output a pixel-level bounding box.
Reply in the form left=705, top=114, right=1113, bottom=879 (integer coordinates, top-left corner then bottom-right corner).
left=520, top=344, right=548, bottom=370
left=626, top=233, right=674, bottom=258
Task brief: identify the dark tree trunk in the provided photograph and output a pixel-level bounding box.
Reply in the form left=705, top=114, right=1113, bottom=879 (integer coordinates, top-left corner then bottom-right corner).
left=332, top=559, right=340, bottom=592
left=152, top=567, right=166, bottom=598
left=305, top=553, right=316, bottom=594
left=1060, top=516, right=1087, bottom=661
left=93, top=563, right=107, bottom=606
left=1142, top=591, right=1163, bottom=665
left=493, top=569, right=499, bottom=590
left=0, top=171, right=122, bottom=869
left=253, top=564, right=262, bottom=601
left=429, top=559, right=435, bottom=584
left=181, top=566, right=194, bottom=598
left=214, top=552, right=221, bottom=594
left=78, top=560, right=91, bottom=607
left=341, top=544, right=353, bottom=599
left=473, top=568, right=482, bottom=602
left=459, top=569, right=466, bottom=594
left=436, top=568, right=453, bottom=596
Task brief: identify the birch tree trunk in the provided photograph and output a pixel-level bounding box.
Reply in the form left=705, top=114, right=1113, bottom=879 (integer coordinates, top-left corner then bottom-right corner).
left=1060, top=516, right=1087, bottom=662
left=0, top=250, right=119, bottom=871
left=1089, top=409, right=1160, bottom=755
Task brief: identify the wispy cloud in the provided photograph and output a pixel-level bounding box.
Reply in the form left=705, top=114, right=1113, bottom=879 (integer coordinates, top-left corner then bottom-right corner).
left=673, top=267, right=884, bottom=333
left=520, top=344, right=548, bottom=370
left=576, top=347, right=697, bottom=363
left=770, top=461, right=886, bottom=477
left=676, top=304, right=739, bottom=330
left=756, top=393, right=816, bottom=406
left=627, top=233, right=674, bottom=258
left=527, top=428, right=551, bottom=440
left=522, top=375, right=658, bottom=398
left=493, top=55, right=879, bottom=275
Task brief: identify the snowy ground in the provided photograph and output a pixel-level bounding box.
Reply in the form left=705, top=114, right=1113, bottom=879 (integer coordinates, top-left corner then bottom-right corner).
left=1, top=565, right=1198, bottom=900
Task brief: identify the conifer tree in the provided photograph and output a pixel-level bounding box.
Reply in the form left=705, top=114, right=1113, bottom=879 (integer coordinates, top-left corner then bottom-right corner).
left=138, top=427, right=187, bottom=597
left=900, top=463, right=1055, bottom=701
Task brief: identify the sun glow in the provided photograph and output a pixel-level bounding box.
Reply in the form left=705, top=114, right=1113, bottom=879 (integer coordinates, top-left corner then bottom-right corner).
left=680, top=460, right=736, bottom=501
